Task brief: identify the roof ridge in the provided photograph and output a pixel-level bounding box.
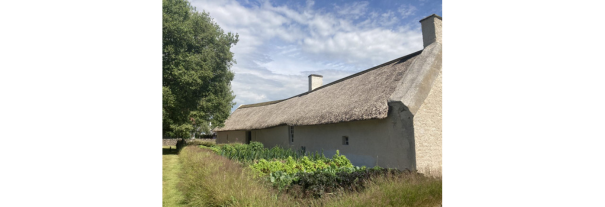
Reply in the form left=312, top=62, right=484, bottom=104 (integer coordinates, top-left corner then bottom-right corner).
left=237, top=49, right=423, bottom=109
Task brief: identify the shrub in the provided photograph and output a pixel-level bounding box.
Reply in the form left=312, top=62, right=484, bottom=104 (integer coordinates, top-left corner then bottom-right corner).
left=185, top=139, right=216, bottom=147
left=288, top=167, right=412, bottom=198
left=330, top=150, right=353, bottom=168
left=251, top=158, right=294, bottom=176
left=249, top=141, right=264, bottom=151
left=215, top=143, right=327, bottom=162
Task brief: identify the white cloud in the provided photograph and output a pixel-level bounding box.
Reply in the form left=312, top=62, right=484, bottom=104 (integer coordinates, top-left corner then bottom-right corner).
left=189, top=0, right=424, bottom=110
left=398, top=4, right=418, bottom=19
left=335, top=1, right=369, bottom=18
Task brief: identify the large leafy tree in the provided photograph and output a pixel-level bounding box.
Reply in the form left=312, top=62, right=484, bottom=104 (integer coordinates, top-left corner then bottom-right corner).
left=163, top=0, right=238, bottom=138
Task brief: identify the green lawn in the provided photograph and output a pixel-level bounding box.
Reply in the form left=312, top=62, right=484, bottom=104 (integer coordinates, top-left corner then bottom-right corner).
left=163, top=146, right=185, bottom=207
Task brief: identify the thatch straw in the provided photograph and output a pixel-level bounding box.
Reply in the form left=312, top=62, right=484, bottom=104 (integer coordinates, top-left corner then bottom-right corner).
left=215, top=50, right=422, bottom=131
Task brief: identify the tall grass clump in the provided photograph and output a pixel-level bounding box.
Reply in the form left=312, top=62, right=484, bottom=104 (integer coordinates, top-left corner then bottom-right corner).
left=178, top=146, right=301, bottom=206
left=324, top=172, right=442, bottom=207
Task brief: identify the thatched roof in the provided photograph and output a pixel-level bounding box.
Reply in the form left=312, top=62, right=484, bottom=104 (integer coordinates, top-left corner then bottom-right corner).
left=215, top=50, right=424, bottom=132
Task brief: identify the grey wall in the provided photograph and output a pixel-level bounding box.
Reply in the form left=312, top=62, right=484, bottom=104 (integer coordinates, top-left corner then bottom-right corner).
left=216, top=109, right=422, bottom=172
left=288, top=109, right=416, bottom=170
left=216, top=130, right=247, bottom=144
left=251, top=125, right=289, bottom=148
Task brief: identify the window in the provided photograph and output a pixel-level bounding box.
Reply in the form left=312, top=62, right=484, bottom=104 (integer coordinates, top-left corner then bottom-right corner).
left=289, top=126, right=294, bottom=143
left=342, top=136, right=349, bottom=145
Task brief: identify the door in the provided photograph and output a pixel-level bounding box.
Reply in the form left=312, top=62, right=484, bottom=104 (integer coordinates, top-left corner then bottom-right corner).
left=246, top=131, right=252, bottom=144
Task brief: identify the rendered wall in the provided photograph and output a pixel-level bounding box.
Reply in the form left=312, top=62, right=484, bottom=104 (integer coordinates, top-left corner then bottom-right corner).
left=217, top=105, right=422, bottom=172
left=421, top=15, right=442, bottom=48
left=251, top=125, right=289, bottom=148
left=216, top=130, right=247, bottom=144
left=413, top=70, right=442, bottom=176
left=308, top=75, right=323, bottom=91
left=291, top=110, right=416, bottom=170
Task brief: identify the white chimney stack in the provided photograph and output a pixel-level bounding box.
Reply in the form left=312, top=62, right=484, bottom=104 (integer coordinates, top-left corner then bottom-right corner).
left=308, top=74, right=323, bottom=91
left=419, top=14, right=442, bottom=48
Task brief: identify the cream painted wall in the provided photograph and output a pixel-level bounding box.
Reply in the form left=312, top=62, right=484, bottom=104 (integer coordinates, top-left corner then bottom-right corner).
left=291, top=109, right=416, bottom=170
left=293, top=119, right=387, bottom=168
left=413, top=70, right=442, bottom=176
left=216, top=130, right=247, bottom=144
left=308, top=75, right=323, bottom=91
left=251, top=125, right=289, bottom=148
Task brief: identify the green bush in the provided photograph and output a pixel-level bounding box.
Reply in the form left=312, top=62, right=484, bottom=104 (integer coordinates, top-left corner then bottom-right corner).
left=250, top=155, right=354, bottom=178
left=215, top=143, right=328, bottom=162
left=290, top=167, right=409, bottom=198
left=249, top=141, right=264, bottom=151
left=331, top=150, right=353, bottom=168
left=185, top=139, right=216, bottom=147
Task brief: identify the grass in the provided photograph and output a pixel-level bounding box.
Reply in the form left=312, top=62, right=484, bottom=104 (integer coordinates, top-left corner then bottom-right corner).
left=163, top=146, right=185, bottom=207
left=177, top=146, right=293, bottom=206
left=173, top=145, right=442, bottom=207
left=322, top=173, right=443, bottom=207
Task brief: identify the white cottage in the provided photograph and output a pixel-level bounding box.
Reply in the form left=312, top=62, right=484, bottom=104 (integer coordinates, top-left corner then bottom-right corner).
left=214, top=14, right=442, bottom=175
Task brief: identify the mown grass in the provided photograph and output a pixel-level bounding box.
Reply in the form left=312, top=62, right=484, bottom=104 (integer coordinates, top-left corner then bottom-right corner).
left=176, top=146, right=442, bottom=207
left=163, top=146, right=185, bottom=207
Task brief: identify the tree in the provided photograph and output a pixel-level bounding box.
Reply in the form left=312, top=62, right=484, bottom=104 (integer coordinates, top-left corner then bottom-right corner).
left=163, top=0, right=238, bottom=138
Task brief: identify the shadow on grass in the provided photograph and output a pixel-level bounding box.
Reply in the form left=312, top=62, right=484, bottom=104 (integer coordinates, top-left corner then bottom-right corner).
left=163, top=147, right=179, bottom=155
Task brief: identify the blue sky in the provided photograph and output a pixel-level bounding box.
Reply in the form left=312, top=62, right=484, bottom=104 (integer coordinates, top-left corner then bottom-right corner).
left=189, top=0, right=442, bottom=112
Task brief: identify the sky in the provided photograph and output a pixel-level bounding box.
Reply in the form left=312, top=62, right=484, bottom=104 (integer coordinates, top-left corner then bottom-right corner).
left=189, top=0, right=442, bottom=112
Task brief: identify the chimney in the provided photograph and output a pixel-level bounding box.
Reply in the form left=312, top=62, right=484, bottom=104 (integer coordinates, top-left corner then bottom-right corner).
left=308, top=74, right=323, bottom=91
left=419, top=14, right=442, bottom=48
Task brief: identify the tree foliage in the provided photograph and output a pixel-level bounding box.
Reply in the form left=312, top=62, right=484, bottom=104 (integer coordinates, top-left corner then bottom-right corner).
left=163, top=0, right=238, bottom=138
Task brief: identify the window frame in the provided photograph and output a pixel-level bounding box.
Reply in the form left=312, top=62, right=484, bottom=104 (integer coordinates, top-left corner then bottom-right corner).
left=289, top=126, right=294, bottom=144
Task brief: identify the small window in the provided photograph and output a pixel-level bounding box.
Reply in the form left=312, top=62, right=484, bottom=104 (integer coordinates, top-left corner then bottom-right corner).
left=289, top=126, right=294, bottom=143
left=342, top=136, right=349, bottom=145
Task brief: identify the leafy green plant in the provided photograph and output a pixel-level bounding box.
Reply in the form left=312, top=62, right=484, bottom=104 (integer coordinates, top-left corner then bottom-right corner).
left=249, top=141, right=264, bottom=151
left=215, top=143, right=325, bottom=162
left=331, top=150, right=353, bottom=168
left=269, top=171, right=299, bottom=190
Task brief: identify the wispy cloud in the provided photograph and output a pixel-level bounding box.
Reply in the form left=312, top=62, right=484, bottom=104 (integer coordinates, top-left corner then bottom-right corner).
left=189, top=0, right=431, bottom=111
left=334, top=1, right=369, bottom=18
left=398, top=4, right=418, bottom=19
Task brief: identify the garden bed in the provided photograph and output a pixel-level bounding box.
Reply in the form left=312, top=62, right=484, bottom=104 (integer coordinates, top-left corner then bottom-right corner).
left=197, top=142, right=442, bottom=202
